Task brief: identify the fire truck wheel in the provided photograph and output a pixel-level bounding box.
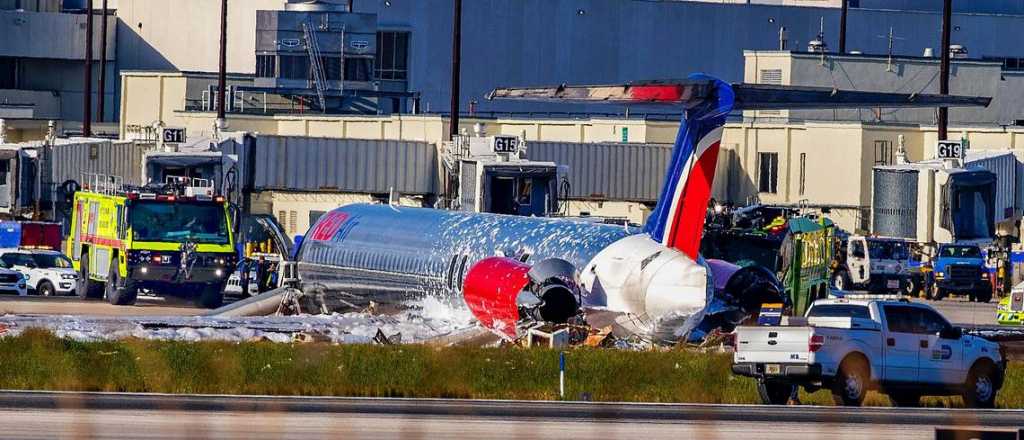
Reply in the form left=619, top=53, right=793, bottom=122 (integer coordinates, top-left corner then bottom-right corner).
left=78, top=253, right=104, bottom=300
left=106, top=263, right=138, bottom=306
left=197, top=283, right=225, bottom=309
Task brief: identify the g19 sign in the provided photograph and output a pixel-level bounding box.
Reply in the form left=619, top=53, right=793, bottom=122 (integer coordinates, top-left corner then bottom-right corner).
left=936, top=140, right=964, bottom=160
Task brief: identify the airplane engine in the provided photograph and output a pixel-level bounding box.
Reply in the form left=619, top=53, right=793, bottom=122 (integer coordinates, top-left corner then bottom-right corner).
left=463, top=257, right=581, bottom=339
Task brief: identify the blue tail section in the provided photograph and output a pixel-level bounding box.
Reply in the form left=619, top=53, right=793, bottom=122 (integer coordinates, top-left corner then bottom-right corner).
left=643, top=74, right=735, bottom=258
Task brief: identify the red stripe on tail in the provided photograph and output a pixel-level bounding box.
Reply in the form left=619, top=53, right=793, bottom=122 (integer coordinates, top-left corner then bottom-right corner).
left=666, top=142, right=721, bottom=259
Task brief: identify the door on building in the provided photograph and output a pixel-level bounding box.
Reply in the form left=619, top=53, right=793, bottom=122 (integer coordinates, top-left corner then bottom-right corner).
left=489, top=177, right=516, bottom=215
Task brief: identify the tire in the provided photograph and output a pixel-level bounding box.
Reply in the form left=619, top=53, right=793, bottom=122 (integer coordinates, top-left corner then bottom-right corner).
left=888, top=391, right=921, bottom=407
left=78, top=253, right=104, bottom=299
left=963, top=363, right=998, bottom=408
left=832, top=271, right=852, bottom=291
left=976, top=289, right=992, bottom=304
left=932, top=287, right=948, bottom=301
left=832, top=357, right=869, bottom=407
left=37, top=281, right=56, bottom=297
left=105, top=261, right=138, bottom=306
left=757, top=380, right=795, bottom=405
left=196, top=282, right=225, bottom=309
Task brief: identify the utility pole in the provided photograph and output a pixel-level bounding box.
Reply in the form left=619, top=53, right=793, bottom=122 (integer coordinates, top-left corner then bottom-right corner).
left=97, top=0, right=108, bottom=123
left=83, top=0, right=93, bottom=137
left=216, top=0, right=228, bottom=131
left=449, top=0, right=463, bottom=140
left=938, top=0, right=952, bottom=140
left=838, top=0, right=848, bottom=53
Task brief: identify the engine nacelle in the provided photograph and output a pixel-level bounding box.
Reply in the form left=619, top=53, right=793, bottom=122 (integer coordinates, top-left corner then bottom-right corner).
left=463, top=257, right=581, bottom=339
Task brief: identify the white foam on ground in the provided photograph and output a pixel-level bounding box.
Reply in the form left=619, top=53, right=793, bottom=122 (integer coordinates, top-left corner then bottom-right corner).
left=0, top=297, right=480, bottom=345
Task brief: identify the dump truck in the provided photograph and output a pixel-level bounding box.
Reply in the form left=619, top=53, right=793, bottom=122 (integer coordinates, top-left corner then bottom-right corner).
left=702, top=206, right=834, bottom=317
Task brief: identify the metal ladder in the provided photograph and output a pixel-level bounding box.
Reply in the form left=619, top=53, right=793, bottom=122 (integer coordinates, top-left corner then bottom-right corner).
left=302, top=21, right=328, bottom=111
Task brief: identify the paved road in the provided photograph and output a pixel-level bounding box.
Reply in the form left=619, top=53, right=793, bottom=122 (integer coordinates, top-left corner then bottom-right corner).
left=0, top=391, right=1020, bottom=440
left=0, top=294, right=222, bottom=316
left=917, top=297, right=999, bottom=326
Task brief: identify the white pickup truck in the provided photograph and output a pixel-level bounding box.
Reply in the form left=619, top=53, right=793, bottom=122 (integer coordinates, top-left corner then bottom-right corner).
left=732, top=298, right=1005, bottom=407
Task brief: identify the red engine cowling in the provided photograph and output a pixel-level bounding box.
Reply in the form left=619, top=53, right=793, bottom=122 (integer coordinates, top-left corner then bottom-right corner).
left=463, top=256, right=581, bottom=340
left=463, top=257, right=531, bottom=339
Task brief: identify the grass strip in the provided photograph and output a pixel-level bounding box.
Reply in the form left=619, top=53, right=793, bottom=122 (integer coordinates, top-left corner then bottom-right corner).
left=1, top=329, right=1022, bottom=408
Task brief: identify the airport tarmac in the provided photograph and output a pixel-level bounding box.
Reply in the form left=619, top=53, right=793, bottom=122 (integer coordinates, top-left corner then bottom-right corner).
left=0, top=291, right=1003, bottom=326
left=0, top=391, right=1019, bottom=440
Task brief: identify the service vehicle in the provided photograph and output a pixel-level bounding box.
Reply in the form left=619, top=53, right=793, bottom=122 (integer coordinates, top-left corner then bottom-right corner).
left=732, top=298, right=1005, bottom=408
left=996, top=281, right=1024, bottom=325
left=0, top=267, right=27, bottom=296
left=702, top=207, right=834, bottom=317
left=830, top=236, right=912, bottom=295
left=66, top=175, right=237, bottom=308
left=0, top=249, right=78, bottom=296
left=932, top=243, right=992, bottom=302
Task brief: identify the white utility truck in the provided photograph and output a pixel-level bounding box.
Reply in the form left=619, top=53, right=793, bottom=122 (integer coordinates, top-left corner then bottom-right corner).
left=732, top=298, right=1005, bottom=407
left=831, top=235, right=912, bottom=295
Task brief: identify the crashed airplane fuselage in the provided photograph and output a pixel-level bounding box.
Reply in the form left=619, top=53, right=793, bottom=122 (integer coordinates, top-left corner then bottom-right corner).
left=294, top=74, right=990, bottom=341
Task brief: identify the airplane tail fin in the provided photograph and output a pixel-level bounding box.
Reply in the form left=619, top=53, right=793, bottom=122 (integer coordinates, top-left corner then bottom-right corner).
left=642, top=74, right=734, bottom=259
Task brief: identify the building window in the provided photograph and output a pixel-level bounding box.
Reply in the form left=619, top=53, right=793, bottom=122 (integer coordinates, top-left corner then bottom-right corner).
left=758, top=152, right=779, bottom=194
left=255, top=55, right=276, bottom=78
left=289, top=211, right=298, bottom=235
left=375, top=31, right=409, bottom=80
left=309, top=210, right=326, bottom=227
left=344, top=57, right=373, bottom=81
left=279, top=55, right=310, bottom=80
left=277, top=210, right=287, bottom=232
left=799, top=153, right=807, bottom=196
left=874, top=140, right=893, bottom=165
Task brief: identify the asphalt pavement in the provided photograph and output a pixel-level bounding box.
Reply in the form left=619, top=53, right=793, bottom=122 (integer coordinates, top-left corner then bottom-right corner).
left=917, top=297, right=999, bottom=326
left=0, top=391, right=1019, bottom=440
left=0, top=293, right=223, bottom=316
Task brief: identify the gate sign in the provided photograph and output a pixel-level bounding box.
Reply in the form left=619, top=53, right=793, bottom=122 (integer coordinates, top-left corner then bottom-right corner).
left=493, top=136, right=519, bottom=154
left=936, top=140, right=964, bottom=160
left=162, top=127, right=186, bottom=144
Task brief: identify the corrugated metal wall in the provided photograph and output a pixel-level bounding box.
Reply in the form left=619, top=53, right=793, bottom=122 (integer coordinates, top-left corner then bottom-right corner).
left=49, top=140, right=158, bottom=187
left=528, top=141, right=671, bottom=202
left=244, top=136, right=438, bottom=195
left=872, top=168, right=919, bottom=239
left=966, top=152, right=1018, bottom=222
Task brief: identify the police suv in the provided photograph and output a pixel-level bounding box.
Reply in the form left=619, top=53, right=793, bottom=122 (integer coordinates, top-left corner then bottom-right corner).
left=732, top=298, right=1005, bottom=408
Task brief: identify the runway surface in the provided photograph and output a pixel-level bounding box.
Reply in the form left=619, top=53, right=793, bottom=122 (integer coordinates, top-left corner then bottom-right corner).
left=0, top=391, right=1020, bottom=439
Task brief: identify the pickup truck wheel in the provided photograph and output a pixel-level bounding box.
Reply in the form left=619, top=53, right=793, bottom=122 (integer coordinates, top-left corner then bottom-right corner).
left=888, top=391, right=921, bottom=407
left=963, top=364, right=997, bottom=408
left=931, top=287, right=948, bottom=301
left=757, top=380, right=795, bottom=405
left=832, top=358, right=868, bottom=406
left=975, top=289, right=992, bottom=304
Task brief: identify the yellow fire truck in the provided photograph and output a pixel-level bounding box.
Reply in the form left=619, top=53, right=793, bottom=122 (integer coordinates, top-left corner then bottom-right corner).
left=66, top=175, right=237, bottom=308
